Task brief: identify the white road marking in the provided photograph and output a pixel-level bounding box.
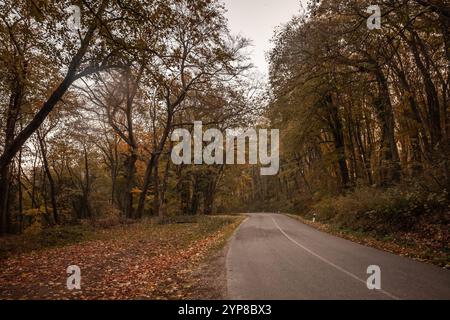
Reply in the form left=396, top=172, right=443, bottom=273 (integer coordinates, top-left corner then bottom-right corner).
left=271, top=217, right=400, bottom=300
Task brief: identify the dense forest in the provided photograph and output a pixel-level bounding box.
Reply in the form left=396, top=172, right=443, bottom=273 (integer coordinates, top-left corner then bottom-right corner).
left=230, top=1, right=450, bottom=239
left=0, top=0, right=259, bottom=235
left=0, top=0, right=449, bottom=240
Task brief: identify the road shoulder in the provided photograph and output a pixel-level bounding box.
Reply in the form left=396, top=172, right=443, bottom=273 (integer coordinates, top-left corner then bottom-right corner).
left=187, top=215, right=246, bottom=300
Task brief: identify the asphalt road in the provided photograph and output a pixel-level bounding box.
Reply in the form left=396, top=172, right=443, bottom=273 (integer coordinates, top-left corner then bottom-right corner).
left=226, top=213, right=450, bottom=300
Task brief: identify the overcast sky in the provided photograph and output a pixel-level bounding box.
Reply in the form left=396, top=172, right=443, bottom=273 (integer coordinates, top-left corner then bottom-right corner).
left=222, top=0, right=306, bottom=76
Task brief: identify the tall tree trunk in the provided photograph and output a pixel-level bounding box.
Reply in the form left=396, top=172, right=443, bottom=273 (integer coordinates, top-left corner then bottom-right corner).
left=17, top=147, right=23, bottom=233
left=373, top=67, right=401, bottom=185
left=0, top=67, right=24, bottom=234
left=136, top=111, right=173, bottom=219
left=159, top=154, right=172, bottom=219
left=180, top=178, right=191, bottom=215
left=390, top=60, right=426, bottom=173
left=203, top=165, right=224, bottom=215
left=152, top=154, right=161, bottom=220
left=124, top=151, right=137, bottom=219
left=403, top=29, right=442, bottom=148
left=135, top=155, right=155, bottom=219
left=190, top=175, right=201, bottom=216
left=355, top=118, right=373, bottom=185
left=111, top=142, right=119, bottom=206
left=37, top=131, right=58, bottom=224
left=0, top=165, right=11, bottom=235
left=324, top=94, right=350, bottom=190
left=81, top=145, right=92, bottom=219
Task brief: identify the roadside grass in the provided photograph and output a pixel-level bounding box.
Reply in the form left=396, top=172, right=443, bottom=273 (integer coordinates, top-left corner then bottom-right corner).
left=0, top=215, right=245, bottom=300
left=0, top=215, right=241, bottom=260
left=0, top=224, right=96, bottom=260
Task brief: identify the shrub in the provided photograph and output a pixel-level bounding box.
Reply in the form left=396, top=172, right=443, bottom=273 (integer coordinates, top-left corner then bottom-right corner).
left=313, top=186, right=449, bottom=235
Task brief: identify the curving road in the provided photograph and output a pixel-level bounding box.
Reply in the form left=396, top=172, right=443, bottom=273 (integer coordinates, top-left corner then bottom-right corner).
left=226, top=213, right=450, bottom=300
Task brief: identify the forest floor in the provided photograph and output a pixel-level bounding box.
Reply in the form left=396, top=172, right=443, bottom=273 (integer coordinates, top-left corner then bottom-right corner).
left=0, top=215, right=244, bottom=300
left=287, top=214, right=450, bottom=269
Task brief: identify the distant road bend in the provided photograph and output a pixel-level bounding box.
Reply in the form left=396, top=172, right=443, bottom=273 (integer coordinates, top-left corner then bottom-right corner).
left=226, top=213, right=450, bottom=300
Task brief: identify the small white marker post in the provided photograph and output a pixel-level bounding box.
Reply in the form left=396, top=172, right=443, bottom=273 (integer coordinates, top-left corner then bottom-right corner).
left=312, top=213, right=316, bottom=223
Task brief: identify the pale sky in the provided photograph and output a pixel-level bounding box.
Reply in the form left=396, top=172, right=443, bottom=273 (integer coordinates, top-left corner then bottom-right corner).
left=222, top=0, right=306, bottom=76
